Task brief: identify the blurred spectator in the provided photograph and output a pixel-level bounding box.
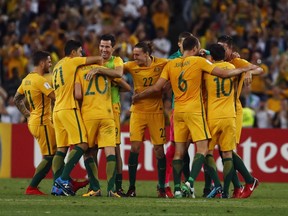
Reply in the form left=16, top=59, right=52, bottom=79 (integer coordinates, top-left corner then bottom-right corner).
left=0, top=95, right=23, bottom=123
left=151, top=0, right=170, bottom=36
left=240, top=96, right=256, bottom=128
left=3, top=67, right=22, bottom=97
left=267, top=86, right=283, bottom=113
left=6, top=44, right=28, bottom=80
left=250, top=50, right=269, bottom=100
left=272, top=99, right=288, bottom=128
left=255, top=99, right=275, bottom=128
left=152, top=27, right=171, bottom=58
left=241, top=85, right=261, bottom=111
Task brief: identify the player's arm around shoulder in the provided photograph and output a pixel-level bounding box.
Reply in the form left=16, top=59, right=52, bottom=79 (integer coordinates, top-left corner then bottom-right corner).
left=113, top=77, right=131, bottom=92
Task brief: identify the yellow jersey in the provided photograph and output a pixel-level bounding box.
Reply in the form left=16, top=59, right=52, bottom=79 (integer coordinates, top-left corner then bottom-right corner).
left=124, top=56, right=168, bottom=113
left=17, top=72, right=54, bottom=125
left=204, top=61, right=236, bottom=119
left=75, top=64, right=114, bottom=120
left=52, top=56, right=86, bottom=111
left=161, top=56, right=216, bottom=114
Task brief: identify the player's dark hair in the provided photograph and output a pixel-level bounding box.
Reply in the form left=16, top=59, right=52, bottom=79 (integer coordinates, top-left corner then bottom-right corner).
left=32, top=50, right=50, bottom=66
left=217, top=35, right=234, bottom=48
left=134, top=41, right=154, bottom=55
left=178, top=32, right=193, bottom=42
left=182, top=36, right=199, bottom=51
left=208, top=43, right=225, bottom=61
left=64, top=40, right=82, bottom=56
left=100, top=34, right=116, bottom=47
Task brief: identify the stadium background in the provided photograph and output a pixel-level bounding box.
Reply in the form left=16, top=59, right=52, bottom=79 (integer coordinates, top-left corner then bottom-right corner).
left=0, top=1, right=288, bottom=182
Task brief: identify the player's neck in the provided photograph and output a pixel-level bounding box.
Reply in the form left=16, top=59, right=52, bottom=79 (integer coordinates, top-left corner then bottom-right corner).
left=145, top=56, right=152, bottom=67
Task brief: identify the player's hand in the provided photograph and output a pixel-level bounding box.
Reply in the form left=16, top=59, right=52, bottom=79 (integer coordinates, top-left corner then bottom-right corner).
left=132, top=93, right=139, bottom=104
left=231, top=52, right=240, bottom=59
left=86, top=68, right=99, bottom=80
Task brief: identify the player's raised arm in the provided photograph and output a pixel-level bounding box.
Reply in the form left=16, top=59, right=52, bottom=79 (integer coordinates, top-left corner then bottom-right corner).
left=85, top=56, right=103, bottom=65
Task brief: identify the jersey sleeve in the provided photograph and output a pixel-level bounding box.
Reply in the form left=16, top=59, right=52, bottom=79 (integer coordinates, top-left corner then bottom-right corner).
left=160, top=62, right=171, bottom=80
left=114, top=57, right=124, bottom=67
left=17, top=83, right=24, bottom=94
left=37, top=76, right=54, bottom=96
left=71, top=57, right=87, bottom=68
left=198, top=57, right=217, bottom=74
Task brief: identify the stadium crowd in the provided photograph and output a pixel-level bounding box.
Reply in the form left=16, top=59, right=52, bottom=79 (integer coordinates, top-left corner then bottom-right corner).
left=1, top=0, right=288, bottom=127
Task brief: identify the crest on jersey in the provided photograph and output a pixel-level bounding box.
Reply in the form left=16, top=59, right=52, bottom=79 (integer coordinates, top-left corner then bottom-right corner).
left=44, top=82, right=52, bottom=89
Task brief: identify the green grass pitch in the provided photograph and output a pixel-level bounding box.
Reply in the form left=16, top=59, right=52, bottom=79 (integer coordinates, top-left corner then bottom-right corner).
left=0, top=178, right=286, bottom=216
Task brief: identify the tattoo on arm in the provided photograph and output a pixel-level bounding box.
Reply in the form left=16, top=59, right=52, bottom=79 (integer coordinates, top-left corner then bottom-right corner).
left=14, top=93, right=30, bottom=118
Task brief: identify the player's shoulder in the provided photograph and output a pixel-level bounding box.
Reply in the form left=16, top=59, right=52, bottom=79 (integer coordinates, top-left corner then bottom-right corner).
left=153, top=56, right=168, bottom=64
left=231, top=57, right=250, bottom=67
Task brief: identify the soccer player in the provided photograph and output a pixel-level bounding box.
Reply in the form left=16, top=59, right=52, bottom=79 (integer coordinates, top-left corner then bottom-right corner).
left=133, top=35, right=257, bottom=198
left=80, top=34, right=131, bottom=197
left=98, top=34, right=131, bottom=196
left=164, top=32, right=193, bottom=198
left=51, top=40, right=102, bottom=196
left=124, top=41, right=168, bottom=198
left=202, top=44, right=237, bottom=198
left=217, top=35, right=261, bottom=198
left=14, top=50, right=56, bottom=195
left=75, top=58, right=122, bottom=197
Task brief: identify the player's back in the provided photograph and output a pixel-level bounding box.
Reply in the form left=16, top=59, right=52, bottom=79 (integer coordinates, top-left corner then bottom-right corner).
left=163, top=56, right=216, bottom=114
left=76, top=64, right=114, bottom=121
left=52, top=56, right=86, bottom=111
left=204, top=61, right=236, bottom=119
left=20, top=73, right=52, bottom=125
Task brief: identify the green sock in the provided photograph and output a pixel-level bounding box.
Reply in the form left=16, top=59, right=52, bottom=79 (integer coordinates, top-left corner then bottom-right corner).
left=203, top=162, right=212, bottom=190
left=52, top=151, right=66, bottom=181
left=189, top=153, right=205, bottom=187
left=84, top=157, right=100, bottom=191
left=30, top=156, right=53, bottom=187
left=183, top=152, right=190, bottom=182
left=115, top=174, right=122, bottom=191
left=223, top=158, right=234, bottom=195
left=106, top=155, right=116, bottom=192
left=205, top=154, right=221, bottom=187
left=231, top=170, right=242, bottom=188
left=61, top=146, right=84, bottom=180
left=128, top=152, right=139, bottom=188
left=233, top=152, right=254, bottom=184
left=172, top=159, right=183, bottom=191
left=157, top=156, right=166, bottom=189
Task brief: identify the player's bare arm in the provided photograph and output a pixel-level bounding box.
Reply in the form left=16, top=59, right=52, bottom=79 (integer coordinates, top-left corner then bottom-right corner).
left=86, top=56, right=103, bottom=65
left=113, top=78, right=131, bottom=92
left=211, top=64, right=258, bottom=78
left=132, top=77, right=167, bottom=103
left=13, top=92, right=30, bottom=119
left=86, top=66, right=122, bottom=80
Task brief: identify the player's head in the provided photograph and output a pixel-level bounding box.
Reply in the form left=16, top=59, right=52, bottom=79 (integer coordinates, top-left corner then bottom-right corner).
left=178, top=32, right=193, bottom=53
left=182, top=35, right=200, bottom=55
left=32, top=50, right=51, bottom=74
left=208, top=43, right=225, bottom=61
left=99, top=34, right=116, bottom=60
left=133, top=41, right=153, bottom=66
left=217, top=35, right=234, bottom=61
left=64, top=40, right=83, bottom=57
